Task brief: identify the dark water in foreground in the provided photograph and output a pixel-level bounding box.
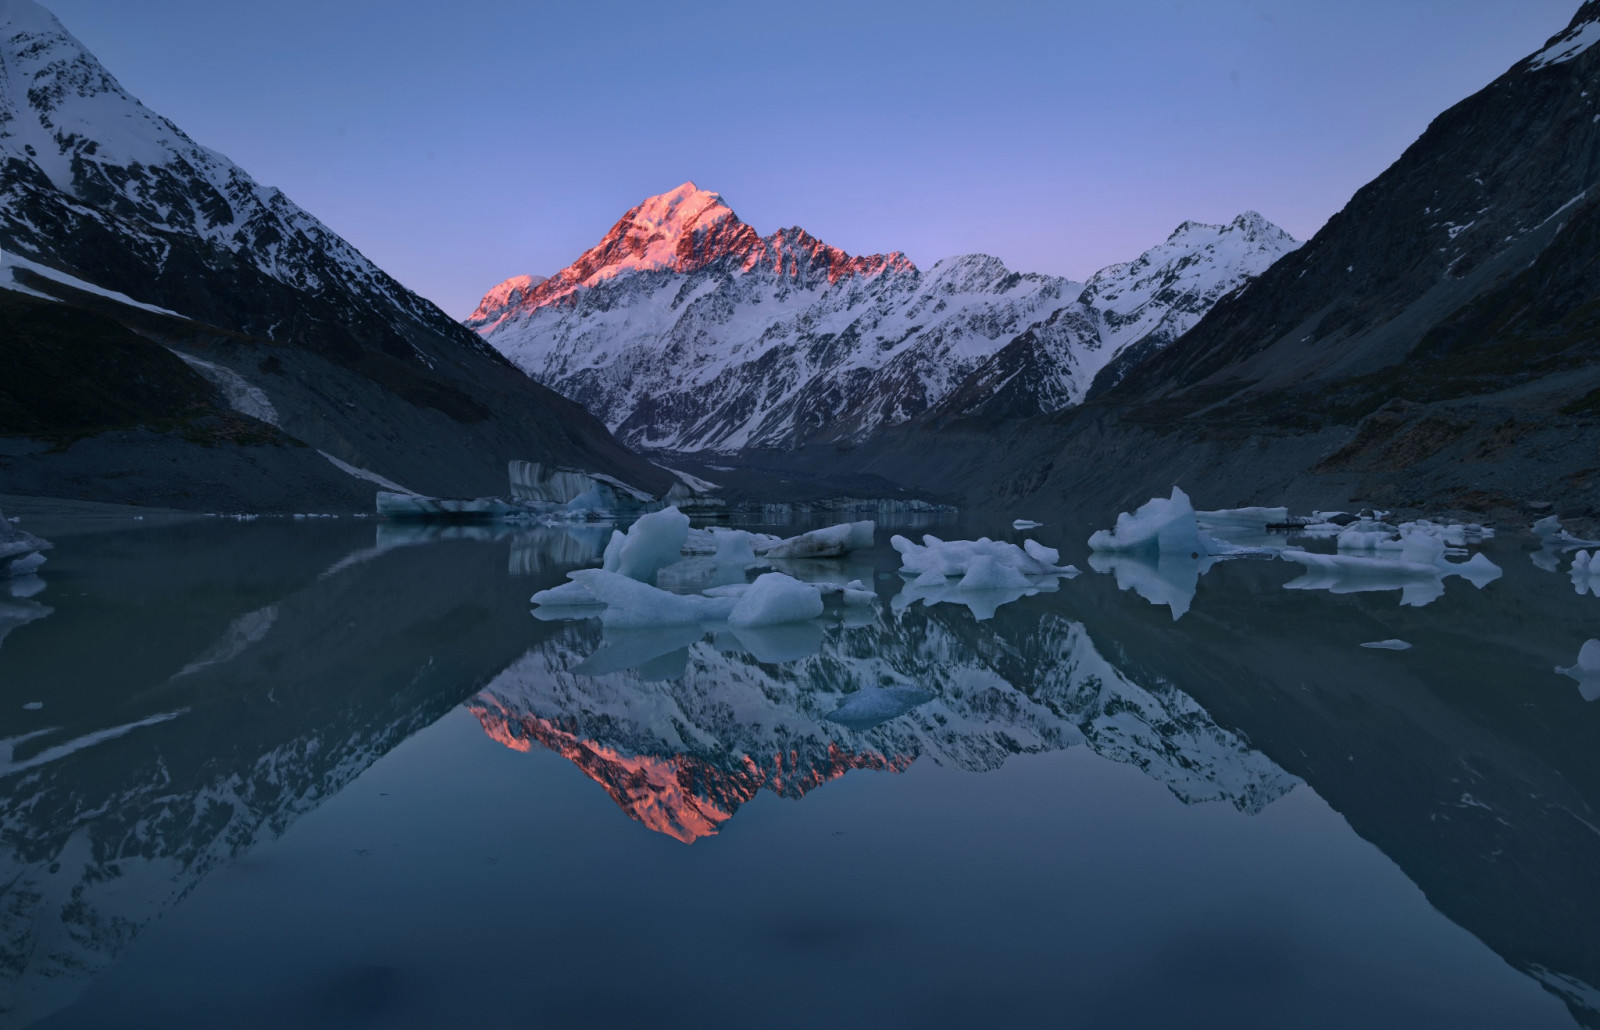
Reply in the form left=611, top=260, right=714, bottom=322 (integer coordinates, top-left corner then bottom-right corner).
left=0, top=511, right=1597, bottom=1029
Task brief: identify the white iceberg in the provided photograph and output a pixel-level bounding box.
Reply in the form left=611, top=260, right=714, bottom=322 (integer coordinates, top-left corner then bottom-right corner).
left=601, top=506, right=690, bottom=583
left=728, top=572, right=826, bottom=628
left=1012, top=519, right=1044, bottom=530
left=1088, top=486, right=1211, bottom=557
left=762, top=521, right=875, bottom=559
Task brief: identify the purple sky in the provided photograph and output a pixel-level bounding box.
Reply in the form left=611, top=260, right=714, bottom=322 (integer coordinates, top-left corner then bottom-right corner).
left=43, top=0, right=1582, bottom=317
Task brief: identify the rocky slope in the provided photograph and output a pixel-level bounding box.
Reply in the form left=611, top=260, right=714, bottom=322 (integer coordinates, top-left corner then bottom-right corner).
left=0, top=0, right=669, bottom=509
left=470, top=183, right=1294, bottom=453
left=833, top=1, right=1600, bottom=521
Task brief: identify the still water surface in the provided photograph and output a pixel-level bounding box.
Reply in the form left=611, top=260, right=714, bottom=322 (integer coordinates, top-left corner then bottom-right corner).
left=0, top=511, right=1596, bottom=1028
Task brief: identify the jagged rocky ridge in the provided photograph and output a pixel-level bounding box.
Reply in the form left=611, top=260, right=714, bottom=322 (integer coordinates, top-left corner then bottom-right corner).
left=469, top=182, right=1296, bottom=452
left=0, top=0, right=668, bottom=508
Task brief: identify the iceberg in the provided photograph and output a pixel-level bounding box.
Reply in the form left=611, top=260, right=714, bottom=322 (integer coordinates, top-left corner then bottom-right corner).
left=728, top=573, right=826, bottom=628
left=1088, top=486, right=1210, bottom=556
left=529, top=578, right=603, bottom=607
left=761, top=521, right=875, bottom=559
left=566, top=569, right=735, bottom=629
left=1556, top=639, right=1600, bottom=702
left=1012, top=519, right=1044, bottom=530
left=0, top=507, right=52, bottom=579
left=1570, top=551, right=1600, bottom=597
left=601, top=506, right=690, bottom=584
left=1360, top=639, right=1413, bottom=650
left=957, top=555, right=1033, bottom=592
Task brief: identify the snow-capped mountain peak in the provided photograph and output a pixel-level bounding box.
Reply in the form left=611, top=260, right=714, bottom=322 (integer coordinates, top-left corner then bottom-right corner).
left=469, top=188, right=1297, bottom=451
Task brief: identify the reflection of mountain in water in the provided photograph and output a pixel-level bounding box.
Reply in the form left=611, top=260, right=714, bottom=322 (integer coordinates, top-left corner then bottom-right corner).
left=0, top=523, right=542, bottom=1026
left=470, top=605, right=1298, bottom=842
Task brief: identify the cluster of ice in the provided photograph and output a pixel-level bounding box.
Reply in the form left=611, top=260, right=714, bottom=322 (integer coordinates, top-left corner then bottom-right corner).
left=1556, top=639, right=1600, bottom=702
left=1088, top=487, right=1213, bottom=557
left=1280, top=535, right=1501, bottom=607
left=761, top=521, right=874, bottom=559
left=1336, top=518, right=1493, bottom=553
left=894, top=534, right=1074, bottom=579
left=892, top=532, right=1078, bottom=620
left=682, top=526, right=782, bottom=558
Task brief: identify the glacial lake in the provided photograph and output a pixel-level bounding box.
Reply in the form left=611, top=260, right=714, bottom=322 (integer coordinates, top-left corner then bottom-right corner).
left=1, top=509, right=1597, bottom=1029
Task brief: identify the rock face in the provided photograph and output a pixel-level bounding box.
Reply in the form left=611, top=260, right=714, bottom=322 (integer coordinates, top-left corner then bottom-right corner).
left=837, top=1, right=1600, bottom=519
left=0, top=0, right=668, bottom=508
left=1108, top=0, right=1600, bottom=409
left=469, top=183, right=1294, bottom=453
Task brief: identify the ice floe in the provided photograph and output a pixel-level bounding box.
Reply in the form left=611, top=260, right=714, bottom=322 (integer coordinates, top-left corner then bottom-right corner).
left=824, top=685, right=936, bottom=732
left=762, top=520, right=874, bottom=559
left=1360, top=639, right=1413, bottom=651
left=601, top=506, right=690, bottom=584
left=1089, top=487, right=1212, bottom=557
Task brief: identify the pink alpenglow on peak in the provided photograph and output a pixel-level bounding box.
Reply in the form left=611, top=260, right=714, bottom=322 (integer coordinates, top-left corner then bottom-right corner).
left=465, top=182, right=913, bottom=331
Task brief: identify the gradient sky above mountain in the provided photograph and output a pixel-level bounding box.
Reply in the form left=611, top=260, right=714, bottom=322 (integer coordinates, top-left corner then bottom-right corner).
left=38, top=0, right=1582, bottom=317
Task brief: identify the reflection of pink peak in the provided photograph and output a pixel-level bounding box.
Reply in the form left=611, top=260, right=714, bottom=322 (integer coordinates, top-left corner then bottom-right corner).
left=468, top=699, right=913, bottom=843
left=465, top=183, right=916, bottom=331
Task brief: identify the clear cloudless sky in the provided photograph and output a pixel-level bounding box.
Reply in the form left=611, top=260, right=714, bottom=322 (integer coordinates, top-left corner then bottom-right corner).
left=39, top=0, right=1583, bottom=317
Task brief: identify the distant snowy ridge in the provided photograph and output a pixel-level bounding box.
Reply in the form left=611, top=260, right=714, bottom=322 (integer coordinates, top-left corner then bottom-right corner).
left=469, top=184, right=1296, bottom=452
